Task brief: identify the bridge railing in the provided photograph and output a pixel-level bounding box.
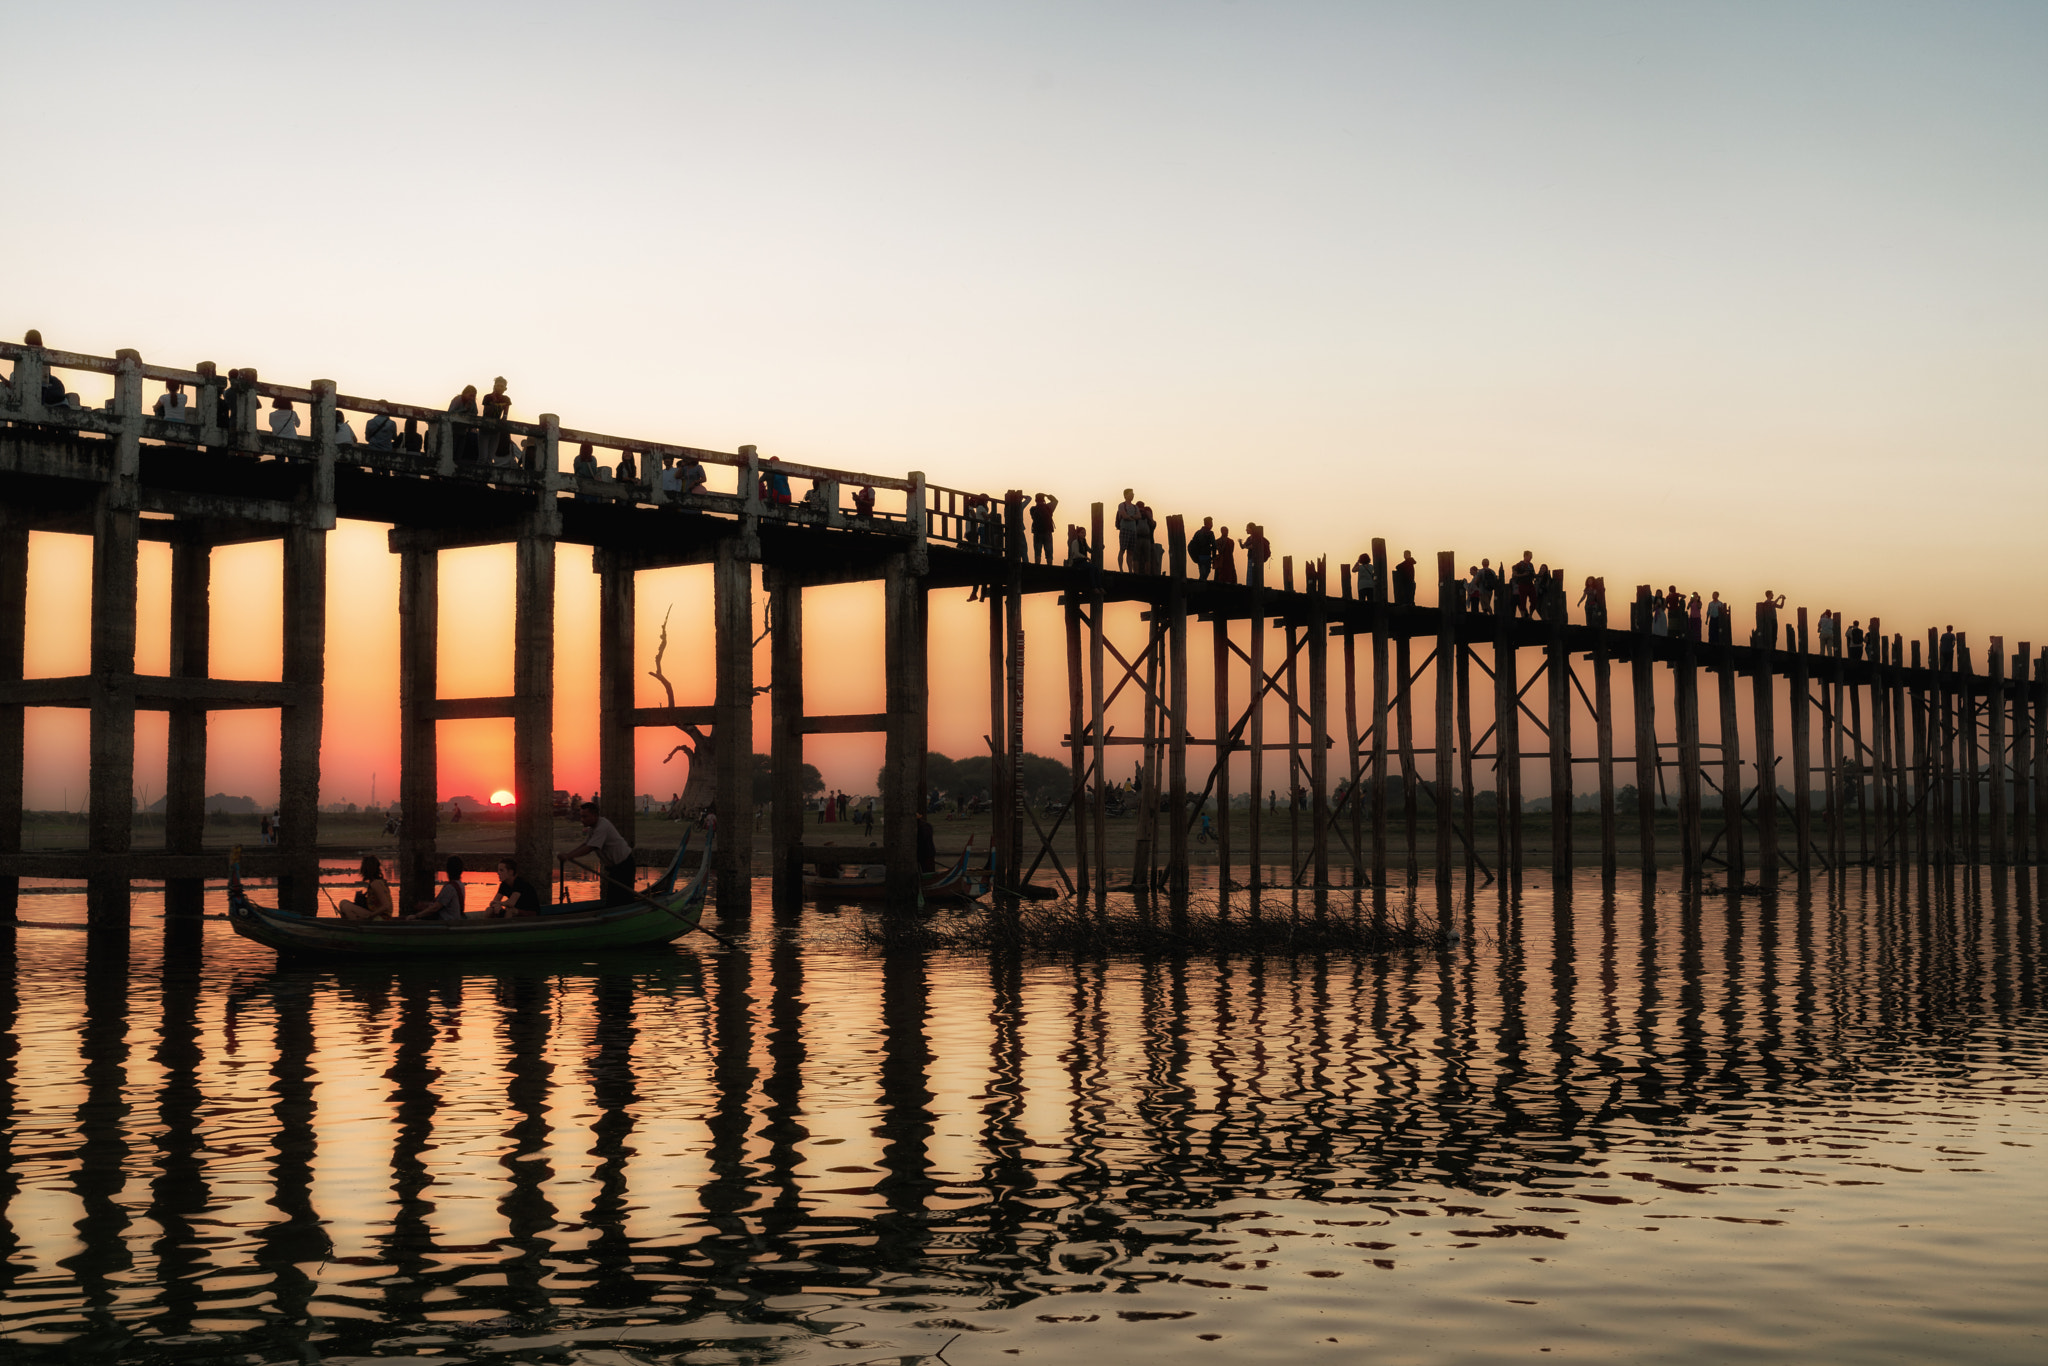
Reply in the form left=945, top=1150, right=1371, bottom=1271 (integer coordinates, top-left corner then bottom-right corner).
left=3, top=339, right=953, bottom=539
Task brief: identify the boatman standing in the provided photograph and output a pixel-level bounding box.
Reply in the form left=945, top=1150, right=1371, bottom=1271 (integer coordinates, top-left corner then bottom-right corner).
left=564, top=801, right=636, bottom=906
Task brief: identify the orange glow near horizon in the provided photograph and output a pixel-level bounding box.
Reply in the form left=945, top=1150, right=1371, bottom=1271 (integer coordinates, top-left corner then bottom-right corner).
left=489, top=790, right=515, bottom=807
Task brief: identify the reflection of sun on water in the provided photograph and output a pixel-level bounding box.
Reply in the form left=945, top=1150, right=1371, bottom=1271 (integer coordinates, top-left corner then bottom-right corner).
left=489, top=790, right=514, bottom=807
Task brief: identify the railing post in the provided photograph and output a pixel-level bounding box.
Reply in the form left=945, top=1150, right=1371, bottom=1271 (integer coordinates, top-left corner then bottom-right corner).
left=194, top=361, right=223, bottom=447
left=10, top=338, right=50, bottom=421
left=537, top=413, right=560, bottom=481
left=113, top=349, right=144, bottom=483
left=310, top=379, right=337, bottom=521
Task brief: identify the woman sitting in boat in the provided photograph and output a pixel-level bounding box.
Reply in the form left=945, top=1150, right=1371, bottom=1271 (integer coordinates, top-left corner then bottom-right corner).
left=404, top=856, right=466, bottom=921
left=337, top=855, right=393, bottom=920
left=480, top=857, right=543, bottom=919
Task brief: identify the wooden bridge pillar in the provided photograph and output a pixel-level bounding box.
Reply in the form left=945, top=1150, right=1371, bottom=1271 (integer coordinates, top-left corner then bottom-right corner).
left=882, top=553, right=928, bottom=907
left=1676, top=632, right=1703, bottom=881
left=712, top=537, right=754, bottom=916
left=1246, top=553, right=1265, bottom=895
left=1213, top=585, right=1233, bottom=897
left=1792, top=610, right=1812, bottom=877
left=597, top=547, right=639, bottom=869
left=2012, top=646, right=2031, bottom=867
left=164, top=536, right=211, bottom=916
left=1167, top=517, right=1191, bottom=902
left=1752, top=602, right=1778, bottom=880
left=1064, top=581, right=1090, bottom=895
left=2034, top=647, right=2047, bottom=865
left=1592, top=592, right=1617, bottom=884
left=1630, top=588, right=1657, bottom=877
left=1498, top=585, right=1522, bottom=885
left=1989, top=638, right=2008, bottom=867
left=1284, top=558, right=1301, bottom=885
left=1435, top=553, right=1457, bottom=886
left=1003, top=491, right=1027, bottom=894
left=1547, top=591, right=1571, bottom=879
left=1962, top=637, right=1981, bottom=863
left=1716, top=616, right=1744, bottom=883
left=276, top=524, right=327, bottom=916
left=397, top=547, right=439, bottom=909
left=1910, top=637, right=1928, bottom=865
left=1370, top=540, right=1389, bottom=889
left=766, top=568, right=804, bottom=908
left=514, top=530, right=555, bottom=892
left=1891, top=635, right=1911, bottom=864
left=87, top=492, right=139, bottom=927
left=0, top=517, right=25, bottom=924
left=1307, top=557, right=1329, bottom=893
left=1088, top=504, right=1108, bottom=907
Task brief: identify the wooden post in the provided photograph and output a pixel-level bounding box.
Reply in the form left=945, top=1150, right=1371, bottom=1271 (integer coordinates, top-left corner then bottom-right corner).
left=276, top=524, right=327, bottom=918
left=1065, top=581, right=1090, bottom=894
left=1961, top=637, right=1981, bottom=864
left=711, top=536, right=754, bottom=916
left=1632, top=587, right=1657, bottom=876
left=1547, top=586, right=1571, bottom=878
left=1397, top=607, right=1418, bottom=881
left=2036, top=647, right=2048, bottom=863
left=1090, top=504, right=1108, bottom=907
left=1213, top=597, right=1232, bottom=897
left=1752, top=601, right=1778, bottom=879
left=1892, top=635, right=1910, bottom=864
left=398, top=547, right=439, bottom=911
left=2007, top=651, right=2023, bottom=864
left=883, top=553, right=927, bottom=907
left=1676, top=629, right=1704, bottom=880
left=1593, top=584, right=1618, bottom=883
left=1792, top=609, right=1812, bottom=877
left=1822, top=650, right=1842, bottom=870
left=1911, top=638, right=1928, bottom=865
left=1436, top=552, right=1458, bottom=885
left=1285, top=558, right=1302, bottom=885
left=87, top=493, right=140, bottom=927
left=1989, top=638, right=2008, bottom=867
left=1371, top=540, right=1391, bottom=888
left=1850, top=650, right=1869, bottom=866
left=1496, top=583, right=1520, bottom=883
left=1310, top=557, right=1331, bottom=893
left=164, top=536, right=210, bottom=912
left=1005, top=492, right=1027, bottom=892
left=1168, top=516, right=1190, bottom=902
left=1873, top=627, right=1893, bottom=864
left=1248, top=550, right=1266, bottom=894
left=1342, top=566, right=1362, bottom=886
left=768, top=567, right=804, bottom=907
left=513, top=531, right=555, bottom=893
left=597, top=548, right=641, bottom=858
left=1458, top=640, right=1477, bottom=878
left=1716, top=611, right=1744, bottom=883
left=0, top=520, right=27, bottom=923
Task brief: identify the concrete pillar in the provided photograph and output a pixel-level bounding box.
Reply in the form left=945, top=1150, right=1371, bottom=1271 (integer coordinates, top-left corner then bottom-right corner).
left=276, top=525, right=326, bottom=916
left=398, top=547, right=439, bottom=909
left=165, top=536, right=210, bottom=919
left=711, top=537, right=754, bottom=916
left=768, top=568, right=805, bottom=908
left=883, top=554, right=928, bottom=906
left=515, top=533, right=557, bottom=886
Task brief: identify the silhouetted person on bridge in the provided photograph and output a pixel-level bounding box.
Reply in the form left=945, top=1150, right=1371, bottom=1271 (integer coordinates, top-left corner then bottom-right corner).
left=153, top=380, right=188, bottom=423
left=268, top=396, right=300, bottom=438
left=400, top=417, right=423, bottom=453
left=1847, top=619, right=1865, bottom=660
left=482, top=377, right=512, bottom=463
left=1706, top=591, right=1728, bottom=646
left=1394, top=551, right=1417, bottom=608
left=366, top=409, right=398, bottom=449
left=1577, top=576, right=1606, bottom=629
left=1030, top=492, right=1059, bottom=563
left=1115, top=489, right=1141, bottom=571
left=448, top=385, right=480, bottom=462
left=1213, top=526, right=1237, bottom=585
left=1242, top=524, right=1271, bottom=581
left=573, top=443, right=600, bottom=500
left=1188, top=517, right=1215, bottom=581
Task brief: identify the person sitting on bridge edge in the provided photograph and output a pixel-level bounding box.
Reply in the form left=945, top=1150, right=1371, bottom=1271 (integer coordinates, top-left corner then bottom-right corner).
left=1030, top=492, right=1059, bottom=563
left=399, top=416, right=423, bottom=454
left=268, top=396, right=300, bottom=438
left=365, top=408, right=398, bottom=449
left=573, top=442, right=601, bottom=500
left=333, top=409, right=357, bottom=445
left=153, top=380, right=188, bottom=423
left=404, top=856, right=467, bottom=921
left=759, top=455, right=793, bottom=507
left=657, top=452, right=681, bottom=501
left=564, top=802, right=637, bottom=907
left=448, top=384, right=480, bottom=462
left=1188, top=517, right=1216, bottom=580
left=615, top=448, right=639, bottom=487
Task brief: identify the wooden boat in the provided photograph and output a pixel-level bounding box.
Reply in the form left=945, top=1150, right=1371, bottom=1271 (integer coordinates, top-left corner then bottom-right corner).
left=802, top=840, right=979, bottom=903
left=226, top=834, right=714, bottom=958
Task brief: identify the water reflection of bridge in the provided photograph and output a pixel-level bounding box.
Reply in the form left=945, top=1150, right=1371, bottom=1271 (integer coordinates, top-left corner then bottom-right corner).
left=0, top=878, right=2036, bottom=1355
left=3, top=336, right=2043, bottom=924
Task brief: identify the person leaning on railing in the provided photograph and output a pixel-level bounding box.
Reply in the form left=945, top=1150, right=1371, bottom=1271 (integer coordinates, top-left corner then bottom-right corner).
left=365, top=409, right=398, bottom=449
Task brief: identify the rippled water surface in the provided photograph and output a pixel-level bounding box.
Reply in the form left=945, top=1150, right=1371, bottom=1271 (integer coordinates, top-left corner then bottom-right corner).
left=2, top=869, right=2045, bottom=1364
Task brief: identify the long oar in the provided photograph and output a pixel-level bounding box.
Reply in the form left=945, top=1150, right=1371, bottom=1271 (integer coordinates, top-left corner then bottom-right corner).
left=565, top=855, right=736, bottom=947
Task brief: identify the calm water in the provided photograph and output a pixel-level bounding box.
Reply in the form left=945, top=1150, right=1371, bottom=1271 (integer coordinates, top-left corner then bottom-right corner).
left=1, top=869, right=2045, bottom=1365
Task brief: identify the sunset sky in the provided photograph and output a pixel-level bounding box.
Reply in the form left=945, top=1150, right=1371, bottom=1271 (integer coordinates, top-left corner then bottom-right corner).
left=8, top=1, right=2044, bottom=809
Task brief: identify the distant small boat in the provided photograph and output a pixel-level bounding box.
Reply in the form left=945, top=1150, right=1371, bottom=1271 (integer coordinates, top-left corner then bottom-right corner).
left=227, top=834, right=714, bottom=958
left=803, top=840, right=979, bottom=903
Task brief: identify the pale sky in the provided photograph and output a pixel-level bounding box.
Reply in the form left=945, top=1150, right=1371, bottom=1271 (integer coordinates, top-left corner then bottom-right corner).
left=9, top=1, right=2045, bottom=807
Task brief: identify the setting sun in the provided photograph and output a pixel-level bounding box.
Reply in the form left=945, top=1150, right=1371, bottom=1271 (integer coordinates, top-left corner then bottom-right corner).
left=489, top=790, right=514, bottom=807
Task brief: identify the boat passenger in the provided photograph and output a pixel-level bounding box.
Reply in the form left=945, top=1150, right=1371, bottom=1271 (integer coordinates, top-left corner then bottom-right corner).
left=482, top=857, right=543, bottom=918
left=564, top=802, right=636, bottom=907
left=405, top=856, right=466, bottom=921
left=337, top=854, right=393, bottom=920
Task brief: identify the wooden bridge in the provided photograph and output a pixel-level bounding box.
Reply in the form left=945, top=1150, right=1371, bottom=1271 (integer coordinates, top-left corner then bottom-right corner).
left=3, top=335, right=2043, bottom=925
